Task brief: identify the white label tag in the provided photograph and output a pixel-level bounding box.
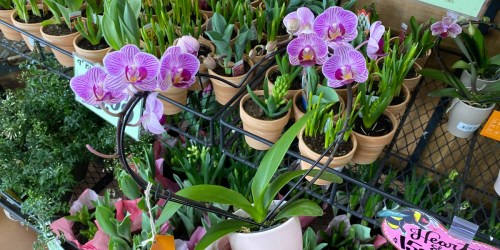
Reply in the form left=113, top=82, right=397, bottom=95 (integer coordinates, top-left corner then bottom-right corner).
left=28, top=37, right=46, bottom=47
left=73, top=53, right=94, bottom=76
left=456, top=122, right=481, bottom=132
left=69, top=11, right=82, bottom=21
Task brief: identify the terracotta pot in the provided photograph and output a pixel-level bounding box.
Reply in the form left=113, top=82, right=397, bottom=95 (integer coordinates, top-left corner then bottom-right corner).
left=10, top=5, right=50, bottom=52
left=40, top=23, right=79, bottom=67
left=386, top=84, right=410, bottom=119
left=208, top=55, right=254, bottom=105
left=403, top=62, right=422, bottom=91
left=189, top=38, right=215, bottom=91
left=351, top=110, right=398, bottom=164
left=265, top=65, right=300, bottom=100
left=73, top=34, right=110, bottom=65
left=459, top=69, right=500, bottom=92
left=415, top=49, right=431, bottom=68
left=228, top=202, right=302, bottom=250
left=239, top=91, right=291, bottom=150
left=0, top=9, right=22, bottom=41
left=159, top=86, right=188, bottom=115
left=292, top=90, right=345, bottom=122
left=298, top=129, right=357, bottom=185
left=446, top=98, right=495, bottom=139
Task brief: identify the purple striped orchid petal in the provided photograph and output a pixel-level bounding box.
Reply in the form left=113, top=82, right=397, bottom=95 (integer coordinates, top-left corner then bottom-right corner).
left=70, top=67, right=127, bottom=106
left=177, top=35, right=200, bottom=57
left=313, top=6, right=358, bottom=48
left=283, top=7, right=315, bottom=36
left=431, top=16, right=462, bottom=38
left=103, top=44, right=160, bottom=92
left=158, top=46, right=200, bottom=90
left=367, top=21, right=385, bottom=60
left=322, top=45, right=368, bottom=88
left=141, top=92, right=165, bottom=135
left=287, top=33, right=328, bottom=67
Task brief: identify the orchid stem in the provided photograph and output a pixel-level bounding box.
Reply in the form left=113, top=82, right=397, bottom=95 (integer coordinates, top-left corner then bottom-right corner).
left=99, top=103, right=121, bottom=117
left=86, top=144, right=119, bottom=159
left=127, top=119, right=142, bottom=127
left=354, top=40, right=369, bottom=51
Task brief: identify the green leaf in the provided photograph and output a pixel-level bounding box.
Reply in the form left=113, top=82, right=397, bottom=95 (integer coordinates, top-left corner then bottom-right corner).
left=428, top=88, right=462, bottom=98
left=195, top=220, right=254, bottom=250
left=274, top=199, right=323, bottom=221
left=251, top=112, right=313, bottom=208
left=451, top=60, right=471, bottom=70
left=351, top=224, right=372, bottom=241
left=117, top=214, right=132, bottom=242
left=155, top=202, right=183, bottom=228
left=316, top=85, right=339, bottom=103
left=95, top=206, right=119, bottom=238
left=420, top=68, right=449, bottom=83
left=118, top=172, right=141, bottom=199
left=490, top=54, right=500, bottom=66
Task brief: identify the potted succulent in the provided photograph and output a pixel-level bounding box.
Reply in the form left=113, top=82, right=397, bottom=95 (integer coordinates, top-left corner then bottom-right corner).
left=0, top=0, right=22, bottom=41
left=422, top=17, right=500, bottom=138
left=240, top=74, right=292, bottom=150
left=156, top=112, right=343, bottom=250
left=73, top=7, right=110, bottom=64
left=40, top=0, right=84, bottom=66
left=204, top=12, right=254, bottom=105
left=10, top=0, right=51, bottom=51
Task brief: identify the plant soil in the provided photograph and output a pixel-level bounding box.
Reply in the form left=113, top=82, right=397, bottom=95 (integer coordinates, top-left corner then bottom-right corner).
left=15, top=11, right=52, bottom=24
left=199, top=44, right=211, bottom=57
left=243, top=97, right=288, bottom=120
left=303, top=133, right=353, bottom=157
left=72, top=222, right=89, bottom=245
left=213, top=60, right=250, bottom=77
left=406, top=66, right=418, bottom=78
left=353, top=114, right=393, bottom=136
left=77, top=37, right=109, bottom=50
left=389, top=90, right=405, bottom=106
left=42, top=23, right=75, bottom=36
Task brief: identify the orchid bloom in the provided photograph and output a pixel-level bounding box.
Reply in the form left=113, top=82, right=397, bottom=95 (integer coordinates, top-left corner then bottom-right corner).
left=287, top=33, right=328, bottom=67
left=283, top=7, right=315, bottom=36
left=431, top=16, right=462, bottom=38
left=322, top=45, right=368, bottom=88
left=176, top=35, right=200, bottom=57
left=158, top=46, right=200, bottom=90
left=140, top=92, right=165, bottom=135
left=366, top=21, right=385, bottom=60
left=70, top=67, right=127, bottom=106
left=313, top=6, right=358, bottom=48
left=103, top=44, right=160, bottom=92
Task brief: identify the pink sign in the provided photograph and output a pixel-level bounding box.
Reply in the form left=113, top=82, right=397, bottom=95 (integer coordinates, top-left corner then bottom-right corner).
left=380, top=209, right=499, bottom=250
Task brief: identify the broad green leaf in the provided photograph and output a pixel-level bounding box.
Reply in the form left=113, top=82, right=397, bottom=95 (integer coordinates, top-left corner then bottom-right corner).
left=155, top=202, right=183, bottom=228
left=118, top=172, right=141, bottom=199
left=95, top=206, right=119, bottom=238
left=351, top=224, right=372, bottom=241
left=428, top=88, right=461, bottom=98
left=482, top=82, right=500, bottom=92
left=251, top=112, right=313, bottom=207
left=116, top=215, right=131, bottom=242
left=420, top=68, right=449, bottom=83
left=317, top=85, right=339, bottom=103
left=451, top=60, right=470, bottom=70
left=274, top=199, right=323, bottom=221
left=195, top=220, right=253, bottom=250
left=490, top=54, right=500, bottom=66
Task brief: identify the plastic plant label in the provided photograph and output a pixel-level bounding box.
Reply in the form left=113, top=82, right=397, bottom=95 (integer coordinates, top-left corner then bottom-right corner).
left=380, top=208, right=499, bottom=250
left=143, top=23, right=153, bottom=38
left=232, top=59, right=245, bottom=77
left=28, top=37, right=46, bottom=48
left=69, top=11, right=82, bottom=21
left=480, top=111, right=500, bottom=141
left=398, top=23, right=408, bottom=45
left=419, top=0, right=489, bottom=18
left=151, top=235, right=175, bottom=250
left=456, top=122, right=481, bottom=132
left=73, top=53, right=94, bottom=77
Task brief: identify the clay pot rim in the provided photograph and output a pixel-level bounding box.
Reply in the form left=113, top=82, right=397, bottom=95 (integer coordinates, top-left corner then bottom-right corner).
left=405, top=62, right=422, bottom=80
left=73, top=34, right=111, bottom=53
left=298, top=127, right=358, bottom=162
left=239, top=91, right=291, bottom=124
left=351, top=110, right=398, bottom=140
left=10, top=4, right=45, bottom=27
left=388, top=84, right=410, bottom=110
left=39, top=19, right=79, bottom=39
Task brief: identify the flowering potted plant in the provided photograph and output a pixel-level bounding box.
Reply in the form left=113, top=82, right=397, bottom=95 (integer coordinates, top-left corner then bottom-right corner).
left=156, top=112, right=342, bottom=250
left=0, top=0, right=22, bottom=41
left=421, top=17, right=500, bottom=138
left=240, top=74, right=292, bottom=150
left=40, top=0, right=85, bottom=66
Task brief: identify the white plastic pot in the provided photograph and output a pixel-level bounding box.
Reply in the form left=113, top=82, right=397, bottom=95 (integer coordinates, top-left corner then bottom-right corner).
left=446, top=98, right=495, bottom=139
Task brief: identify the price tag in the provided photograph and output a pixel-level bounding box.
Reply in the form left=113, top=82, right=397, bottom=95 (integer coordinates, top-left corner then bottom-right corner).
left=232, top=59, right=245, bottom=77
left=456, top=122, right=481, bottom=132
left=151, top=235, right=175, bottom=250
left=480, top=111, right=500, bottom=141
left=73, top=53, right=94, bottom=77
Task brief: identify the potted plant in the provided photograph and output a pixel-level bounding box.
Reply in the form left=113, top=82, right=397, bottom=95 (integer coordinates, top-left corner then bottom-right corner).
left=40, top=0, right=84, bottom=66
left=298, top=93, right=359, bottom=185
left=73, top=7, right=110, bottom=64
left=10, top=0, right=51, bottom=51
left=406, top=16, right=435, bottom=68
left=156, top=112, right=343, bottom=250
left=265, top=53, right=302, bottom=99
left=204, top=12, right=254, bottom=105
left=421, top=17, right=500, bottom=138
left=101, top=0, right=141, bottom=51
left=0, top=0, right=22, bottom=41
left=240, top=74, right=292, bottom=150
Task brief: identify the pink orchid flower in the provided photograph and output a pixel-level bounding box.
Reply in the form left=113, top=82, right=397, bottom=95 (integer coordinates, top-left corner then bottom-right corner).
left=70, top=67, right=127, bottom=106
left=322, top=45, right=369, bottom=88
left=431, top=16, right=462, bottom=38
left=140, top=92, right=165, bottom=135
